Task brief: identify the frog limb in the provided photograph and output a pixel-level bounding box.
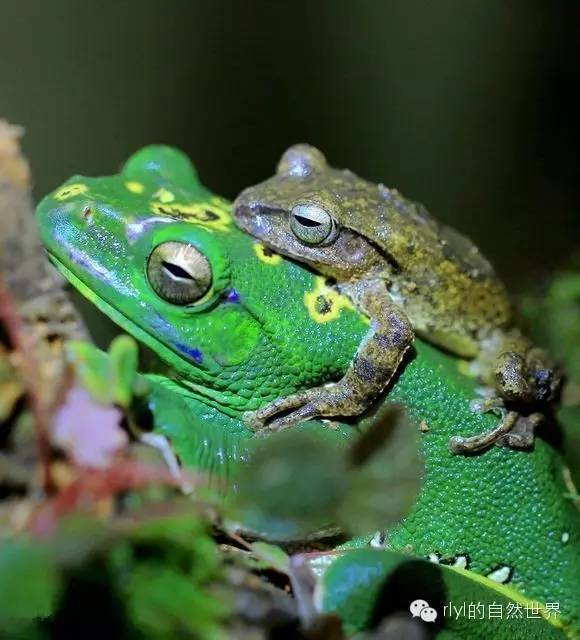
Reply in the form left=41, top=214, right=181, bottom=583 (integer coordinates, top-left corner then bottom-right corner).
left=477, top=329, right=560, bottom=405
left=448, top=409, right=543, bottom=454
left=452, top=328, right=559, bottom=454
left=500, top=412, right=543, bottom=449
left=448, top=410, right=519, bottom=454
left=245, top=279, right=414, bottom=433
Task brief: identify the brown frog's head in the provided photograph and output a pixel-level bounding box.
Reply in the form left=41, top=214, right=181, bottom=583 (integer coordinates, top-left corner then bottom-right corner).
left=233, top=144, right=385, bottom=278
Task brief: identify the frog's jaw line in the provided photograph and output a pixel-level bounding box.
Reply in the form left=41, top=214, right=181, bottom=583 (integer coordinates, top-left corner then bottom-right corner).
left=178, top=379, right=248, bottom=421
left=234, top=203, right=279, bottom=243
left=48, top=255, right=274, bottom=420
left=47, top=253, right=215, bottom=383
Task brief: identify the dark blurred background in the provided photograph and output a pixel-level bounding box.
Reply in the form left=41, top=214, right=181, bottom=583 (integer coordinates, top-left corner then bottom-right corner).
left=1, top=0, right=579, bottom=290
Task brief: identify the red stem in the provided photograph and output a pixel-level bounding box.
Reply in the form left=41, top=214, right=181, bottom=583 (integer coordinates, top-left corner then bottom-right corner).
left=0, top=276, right=53, bottom=493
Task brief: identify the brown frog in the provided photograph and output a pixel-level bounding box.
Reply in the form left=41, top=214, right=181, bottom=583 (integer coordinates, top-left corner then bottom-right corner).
left=234, top=144, right=560, bottom=453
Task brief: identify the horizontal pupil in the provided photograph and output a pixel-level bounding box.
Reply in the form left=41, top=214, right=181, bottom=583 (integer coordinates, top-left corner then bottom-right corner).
left=162, top=260, right=193, bottom=280
left=295, top=214, right=322, bottom=228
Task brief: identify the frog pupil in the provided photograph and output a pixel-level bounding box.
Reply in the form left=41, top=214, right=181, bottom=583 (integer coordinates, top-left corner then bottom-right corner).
left=295, top=215, right=321, bottom=228
left=161, top=260, right=193, bottom=280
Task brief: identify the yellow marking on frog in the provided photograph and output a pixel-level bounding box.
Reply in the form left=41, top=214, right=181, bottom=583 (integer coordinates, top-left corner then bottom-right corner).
left=54, top=183, right=88, bottom=201
left=210, top=195, right=230, bottom=208
left=153, top=187, right=175, bottom=203
left=125, top=181, right=145, bottom=194
left=150, top=201, right=231, bottom=232
left=253, top=242, right=282, bottom=265
left=304, top=276, right=355, bottom=324
left=448, top=565, right=565, bottom=631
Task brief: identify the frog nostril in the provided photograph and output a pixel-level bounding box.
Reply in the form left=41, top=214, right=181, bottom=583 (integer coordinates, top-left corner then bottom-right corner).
left=82, top=205, right=93, bottom=221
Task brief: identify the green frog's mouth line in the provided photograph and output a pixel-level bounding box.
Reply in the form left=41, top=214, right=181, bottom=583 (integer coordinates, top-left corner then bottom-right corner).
left=46, top=250, right=208, bottom=372
left=44, top=250, right=269, bottom=419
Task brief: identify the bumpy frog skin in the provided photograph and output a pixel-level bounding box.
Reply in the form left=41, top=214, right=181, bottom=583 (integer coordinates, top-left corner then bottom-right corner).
left=35, top=148, right=580, bottom=635
left=234, top=144, right=560, bottom=452
left=36, top=148, right=367, bottom=419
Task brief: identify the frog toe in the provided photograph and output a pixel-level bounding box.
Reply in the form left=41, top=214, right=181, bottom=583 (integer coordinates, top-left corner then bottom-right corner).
left=242, top=410, right=267, bottom=432
left=449, top=410, right=519, bottom=454
left=243, top=390, right=313, bottom=432
left=498, top=413, right=542, bottom=449
left=258, top=405, right=319, bottom=434
left=469, top=395, right=505, bottom=415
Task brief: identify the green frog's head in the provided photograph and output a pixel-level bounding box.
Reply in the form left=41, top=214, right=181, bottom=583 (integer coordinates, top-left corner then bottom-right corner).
left=36, top=146, right=365, bottom=412
left=36, top=146, right=244, bottom=376
left=233, top=144, right=385, bottom=278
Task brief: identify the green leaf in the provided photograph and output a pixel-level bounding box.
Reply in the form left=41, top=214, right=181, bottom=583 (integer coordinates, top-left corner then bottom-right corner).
left=66, top=337, right=141, bottom=408
left=340, top=405, right=422, bottom=536
left=66, top=340, right=111, bottom=404
left=230, top=428, right=348, bottom=541
left=127, top=512, right=221, bottom=583
left=125, top=564, right=228, bottom=640
left=109, top=335, right=138, bottom=408
left=108, top=512, right=228, bottom=640
left=250, top=542, right=290, bottom=574
left=559, top=404, right=580, bottom=490
left=0, top=540, right=60, bottom=621
left=320, top=549, right=565, bottom=638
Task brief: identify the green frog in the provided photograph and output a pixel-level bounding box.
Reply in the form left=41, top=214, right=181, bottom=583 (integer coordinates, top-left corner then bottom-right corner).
left=234, top=144, right=560, bottom=453
left=35, top=147, right=580, bottom=636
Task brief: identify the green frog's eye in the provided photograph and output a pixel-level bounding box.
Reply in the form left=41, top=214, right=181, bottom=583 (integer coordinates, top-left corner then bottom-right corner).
left=147, top=241, right=212, bottom=305
left=290, top=203, right=335, bottom=245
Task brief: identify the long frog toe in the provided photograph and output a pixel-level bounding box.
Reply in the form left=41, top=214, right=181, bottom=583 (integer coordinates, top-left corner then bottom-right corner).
left=469, top=394, right=505, bottom=415
left=243, top=410, right=267, bottom=432
left=256, top=404, right=321, bottom=434
left=449, top=410, right=519, bottom=455
left=245, top=383, right=368, bottom=434
left=243, top=389, right=313, bottom=432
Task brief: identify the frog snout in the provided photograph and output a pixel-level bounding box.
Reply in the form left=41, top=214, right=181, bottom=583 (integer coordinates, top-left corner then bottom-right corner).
left=36, top=200, right=86, bottom=242
left=233, top=200, right=275, bottom=238
left=78, top=203, right=95, bottom=224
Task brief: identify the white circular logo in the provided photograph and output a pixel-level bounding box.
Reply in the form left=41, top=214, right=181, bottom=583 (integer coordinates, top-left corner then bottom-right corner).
left=420, top=606, right=438, bottom=622
left=409, top=599, right=429, bottom=617
left=409, top=599, right=437, bottom=622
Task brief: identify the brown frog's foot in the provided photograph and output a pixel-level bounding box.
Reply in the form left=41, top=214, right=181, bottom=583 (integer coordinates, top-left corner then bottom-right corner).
left=448, top=411, right=519, bottom=454
left=243, top=383, right=366, bottom=435
left=494, top=350, right=560, bottom=405
left=497, top=412, right=543, bottom=449
left=470, top=393, right=505, bottom=415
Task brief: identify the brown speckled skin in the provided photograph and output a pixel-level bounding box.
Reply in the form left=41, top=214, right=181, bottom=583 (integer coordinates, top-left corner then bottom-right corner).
left=234, top=144, right=559, bottom=442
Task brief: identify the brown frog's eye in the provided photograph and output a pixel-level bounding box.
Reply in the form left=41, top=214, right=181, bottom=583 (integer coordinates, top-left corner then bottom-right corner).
left=147, top=241, right=211, bottom=305
left=290, top=203, right=334, bottom=245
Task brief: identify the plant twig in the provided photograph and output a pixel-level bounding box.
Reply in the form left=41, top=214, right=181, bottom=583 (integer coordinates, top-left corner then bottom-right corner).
left=0, top=276, right=53, bottom=493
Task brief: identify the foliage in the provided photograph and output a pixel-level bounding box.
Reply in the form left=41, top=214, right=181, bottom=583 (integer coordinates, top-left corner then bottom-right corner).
left=0, top=318, right=425, bottom=638
left=522, top=257, right=580, bottom=489
left=523, top=260, right=580, bottom=392
left=1, top=260, right=576, bottom=638
left=66, top=336, right=144, bottom=409
left=0, top=510, right=228, bottom=639
left=229, top=406, right=422, bottom=541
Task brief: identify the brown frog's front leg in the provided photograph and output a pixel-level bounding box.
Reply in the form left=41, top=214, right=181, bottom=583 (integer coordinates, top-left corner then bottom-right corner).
left=244, top=279, right=414, bottom=434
